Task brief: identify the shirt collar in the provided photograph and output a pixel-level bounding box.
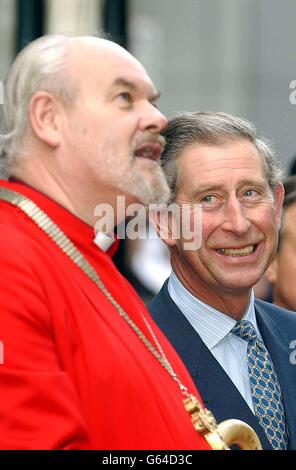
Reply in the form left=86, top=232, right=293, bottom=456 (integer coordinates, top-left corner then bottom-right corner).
left=168, top=272, right=259, bottom=350
left=93, top=232, right=116, bottom=252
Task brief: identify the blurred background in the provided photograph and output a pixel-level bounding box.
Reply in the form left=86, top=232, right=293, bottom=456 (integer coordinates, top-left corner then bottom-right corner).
left=1, top=0, right=296, bottom=301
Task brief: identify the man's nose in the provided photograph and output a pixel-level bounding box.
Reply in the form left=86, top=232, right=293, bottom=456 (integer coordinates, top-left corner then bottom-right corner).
left=221, top=198, right=251, bottom=236
left=139, top=104, right=168, bottom=133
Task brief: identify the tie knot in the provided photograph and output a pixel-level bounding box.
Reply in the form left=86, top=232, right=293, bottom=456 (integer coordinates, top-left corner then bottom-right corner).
left=231, top=320, right=258, bottom=344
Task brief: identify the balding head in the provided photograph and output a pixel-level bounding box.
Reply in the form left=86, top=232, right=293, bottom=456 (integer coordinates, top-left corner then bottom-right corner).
left=0, top=34, right=150, bottom=176
left=66, top=36, right=147, bottom=80
left=0, top=33, right=168, bottom=215
left=65, top=36, right=152, bottom=105
left=69, top=35, right=140, bottom=63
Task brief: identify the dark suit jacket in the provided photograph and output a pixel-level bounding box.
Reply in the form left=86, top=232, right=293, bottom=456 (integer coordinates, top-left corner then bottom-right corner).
left=148, top=280, right=296, bottom=450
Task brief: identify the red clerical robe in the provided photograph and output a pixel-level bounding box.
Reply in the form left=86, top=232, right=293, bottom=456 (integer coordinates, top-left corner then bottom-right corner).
left=0, top=180, right=211, bottom=450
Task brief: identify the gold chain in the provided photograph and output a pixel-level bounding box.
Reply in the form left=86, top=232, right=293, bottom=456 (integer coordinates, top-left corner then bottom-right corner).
left=0, top=187, right=228, bottom=449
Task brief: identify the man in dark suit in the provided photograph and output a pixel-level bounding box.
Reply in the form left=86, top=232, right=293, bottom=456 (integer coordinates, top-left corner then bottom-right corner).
left=149, top=112, right=296, bottom=450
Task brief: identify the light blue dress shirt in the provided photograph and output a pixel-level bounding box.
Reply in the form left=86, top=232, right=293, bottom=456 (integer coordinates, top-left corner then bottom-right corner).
left=168, top=272, right=264, bottom=412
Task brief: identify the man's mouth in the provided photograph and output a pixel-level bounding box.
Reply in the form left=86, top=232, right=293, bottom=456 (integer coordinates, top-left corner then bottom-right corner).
left=216, top=245, right=257, bottom=257
left=134, top=143, right=163, bottom=162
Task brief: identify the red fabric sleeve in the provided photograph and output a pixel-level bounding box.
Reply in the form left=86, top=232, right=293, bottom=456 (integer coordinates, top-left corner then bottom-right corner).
left=0, top=231, right=89, bottom=449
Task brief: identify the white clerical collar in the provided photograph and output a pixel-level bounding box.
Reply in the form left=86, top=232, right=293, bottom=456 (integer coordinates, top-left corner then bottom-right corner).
left=168, top=272, right=260, bottom=350
left=93, top=232, right=115, bottom=252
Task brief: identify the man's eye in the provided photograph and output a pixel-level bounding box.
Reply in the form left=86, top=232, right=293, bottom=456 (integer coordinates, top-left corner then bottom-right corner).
left=202, top=195, right=215, bottom=204
left=118, top=92, right=132, bottom=103
left=244, top=189, right=257, bottom=197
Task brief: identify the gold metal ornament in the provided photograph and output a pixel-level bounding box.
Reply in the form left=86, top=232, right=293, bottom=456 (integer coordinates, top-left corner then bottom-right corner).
left=184, top=394, right=262, bottom=450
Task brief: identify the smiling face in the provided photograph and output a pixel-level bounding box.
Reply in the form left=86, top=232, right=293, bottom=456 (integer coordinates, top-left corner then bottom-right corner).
left=167, top=140, right=284, bottom=305
left=59, top=38, right=169, bottom=207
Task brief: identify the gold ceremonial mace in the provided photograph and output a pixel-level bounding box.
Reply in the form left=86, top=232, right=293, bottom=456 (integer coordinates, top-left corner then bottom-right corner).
left=184, top=395, right=262, bottom=450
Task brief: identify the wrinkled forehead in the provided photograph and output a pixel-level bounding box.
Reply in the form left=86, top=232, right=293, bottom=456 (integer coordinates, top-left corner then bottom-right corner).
left=176, top=141, right=268, bottom=197
left=67, top=37, right=156, bottom=95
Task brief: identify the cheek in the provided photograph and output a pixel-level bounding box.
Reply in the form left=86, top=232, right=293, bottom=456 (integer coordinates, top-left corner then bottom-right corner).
left=253, top=208, right=278, bottom=237
left=200, top=216, right=219, bottom=244
left=179, top=249, right=205, bottom=276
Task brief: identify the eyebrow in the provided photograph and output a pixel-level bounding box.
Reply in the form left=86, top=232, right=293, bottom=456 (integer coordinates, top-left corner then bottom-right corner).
left=110, top=77, right=161, bottom=102
left=191, top=178, right=267, bottom=198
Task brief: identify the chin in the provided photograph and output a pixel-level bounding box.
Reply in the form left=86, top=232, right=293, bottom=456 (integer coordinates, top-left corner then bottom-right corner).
left=227, top=282, right=259, bottom=293
left=218, top=274, right=261, bottom=292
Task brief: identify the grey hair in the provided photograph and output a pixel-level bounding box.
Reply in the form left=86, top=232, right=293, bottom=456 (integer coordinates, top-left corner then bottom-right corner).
left=160, top=111, right=283, bottom=202
left=0, top=34, right=80, bottom=176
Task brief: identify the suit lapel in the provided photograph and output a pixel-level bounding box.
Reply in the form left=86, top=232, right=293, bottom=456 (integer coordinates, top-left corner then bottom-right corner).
left=149, top=281, right=202, bottom=378
left=255, top=302, right=296, bottom=449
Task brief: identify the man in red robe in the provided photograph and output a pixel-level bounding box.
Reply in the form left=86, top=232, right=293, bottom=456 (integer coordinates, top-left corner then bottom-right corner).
left=0, top=35, right=211, bottom=450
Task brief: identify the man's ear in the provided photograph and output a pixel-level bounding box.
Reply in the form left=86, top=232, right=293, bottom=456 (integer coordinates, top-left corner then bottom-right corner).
left=266, top=257, right=278, bottom=285
left=149, top=207, right=177, bottom=248
left=28, top=91, right=62, bottom=148
left=273, top=182, right=285, bottom=230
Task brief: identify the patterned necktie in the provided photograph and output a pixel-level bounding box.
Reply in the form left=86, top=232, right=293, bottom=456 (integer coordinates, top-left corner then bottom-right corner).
left=231, top=320, right=287, bottom=450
